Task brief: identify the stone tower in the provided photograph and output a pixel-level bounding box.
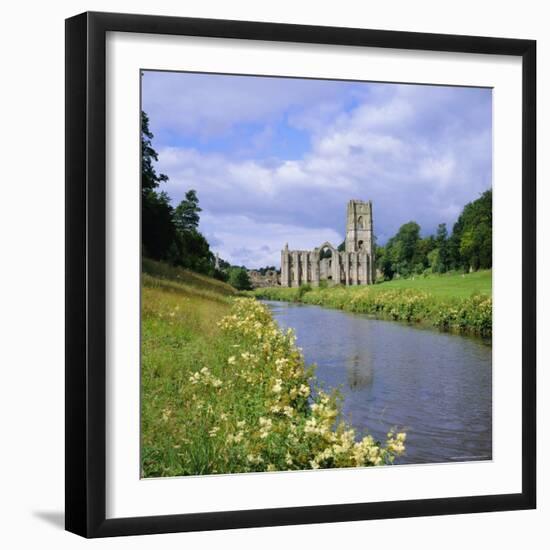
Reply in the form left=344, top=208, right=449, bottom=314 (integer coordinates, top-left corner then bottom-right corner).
left=280, top=199, right=375, bottom=287
left=345, top=200, right=373, bottom=253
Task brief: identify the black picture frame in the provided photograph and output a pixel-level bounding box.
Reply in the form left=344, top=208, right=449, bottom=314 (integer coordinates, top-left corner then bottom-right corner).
left=65, top=11, right=536, bottom=538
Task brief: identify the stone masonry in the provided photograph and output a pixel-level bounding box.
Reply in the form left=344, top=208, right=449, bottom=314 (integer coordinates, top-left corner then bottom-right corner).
left=280, top=200, right=375, bottom=287
left=248, top=269, right=280, bottom=288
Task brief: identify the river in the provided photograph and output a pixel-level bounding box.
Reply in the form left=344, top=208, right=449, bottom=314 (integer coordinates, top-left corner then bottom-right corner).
left=263, top=300, right=492, bottom=465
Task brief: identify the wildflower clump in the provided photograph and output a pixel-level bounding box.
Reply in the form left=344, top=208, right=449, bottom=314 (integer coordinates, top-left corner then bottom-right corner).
left=215, top=298, right=406, bottom=472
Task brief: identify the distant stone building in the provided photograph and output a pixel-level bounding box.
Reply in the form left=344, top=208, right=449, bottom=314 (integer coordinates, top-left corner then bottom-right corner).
left=248, top=269, right=280, bottom=289
left=280, top=200, right=375, bottom=287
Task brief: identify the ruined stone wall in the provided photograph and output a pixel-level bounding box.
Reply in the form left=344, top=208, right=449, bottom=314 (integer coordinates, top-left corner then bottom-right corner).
left=280, top=200, right=376, bottom=288
left=280, top=248, right=374, bottom=287
left=248, top=269, right=280, bottom=289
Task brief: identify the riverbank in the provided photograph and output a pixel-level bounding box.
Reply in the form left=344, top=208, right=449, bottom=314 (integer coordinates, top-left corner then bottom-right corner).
left=250, top=271, right=492, bottom=338
left=141, top=259, right=405, bottom=477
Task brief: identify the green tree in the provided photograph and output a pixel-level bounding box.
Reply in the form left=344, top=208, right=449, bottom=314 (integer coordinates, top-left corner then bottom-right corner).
left=228, top=267, right=253, bottom=290
left=395, top=222, right=421, bottom=263
left=428, top=223, right=450, bottom=273
left=436, top=223, right=449, bottom=268
left=173, top=189, right=202, bottom=232
left=141, top=111, right=177, bottom=261
left=450, top=190, right=492, bottom=271
left=141, top=111, right=168, bottom=192
left=384, top=221, right=421, bottom=277
left=427, top=247, right=441, bottom=273
left=414, top=235, right=436, bottom=274
left=141, top=111, right=215, bottom=275
left=375, top=245, right=391, bottom=280
left=172, top=190, right=215, bottom=275
left=142, top=190, right=177, bottom=261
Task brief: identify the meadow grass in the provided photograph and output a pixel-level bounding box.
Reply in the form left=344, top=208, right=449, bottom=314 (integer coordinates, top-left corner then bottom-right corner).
left=142, top=257, right=237, bottom=297
left=373, top=269, right=491, bottom=299
left=251, top=271, right=492, bottom=337
left=141, top=260, right=405, bottom=477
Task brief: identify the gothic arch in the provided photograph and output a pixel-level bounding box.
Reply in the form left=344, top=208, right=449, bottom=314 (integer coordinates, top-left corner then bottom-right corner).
left=317, top=241, right=337, bottom=251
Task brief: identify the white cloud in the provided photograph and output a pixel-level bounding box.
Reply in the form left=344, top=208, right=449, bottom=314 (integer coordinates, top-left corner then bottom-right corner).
left=142, top=71, right=353, bottom=140
left=152, top=80, right=492, bottom=268
left=201, top=213, right=342, bottom=268
left=418, top=155, right=456, bottom=186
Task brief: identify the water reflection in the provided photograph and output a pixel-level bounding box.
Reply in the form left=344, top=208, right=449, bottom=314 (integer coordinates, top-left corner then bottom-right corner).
left=347, top=353, right=374, bottom=390
left=264, top=300, right=492, bottom=465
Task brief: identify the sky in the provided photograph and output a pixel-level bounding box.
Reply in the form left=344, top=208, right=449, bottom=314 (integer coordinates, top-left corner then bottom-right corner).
left=142, top=71, right=492, bottom=270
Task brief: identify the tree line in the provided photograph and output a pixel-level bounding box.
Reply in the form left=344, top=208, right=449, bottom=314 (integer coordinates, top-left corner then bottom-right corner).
left=142, top=111, right=215, bottom=273
left=143, top=109, right=491, bottom=286
left=376, top=189, right=492, bottom=280
left=142, top=111, right=252, bottom=288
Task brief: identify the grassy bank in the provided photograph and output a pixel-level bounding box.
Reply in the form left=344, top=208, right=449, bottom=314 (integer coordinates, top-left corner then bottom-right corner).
left=141, top=259, right=405, bottom=477
left=251, top=270, right=492, bottom=337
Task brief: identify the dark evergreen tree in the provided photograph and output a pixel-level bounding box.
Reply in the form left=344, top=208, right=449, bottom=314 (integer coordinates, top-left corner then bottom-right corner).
left=173, top=189, right=202, bottom=232
left=141, top=112, right=177, bottom=261
left=142, top=190, right=177, bottom=261
left=141, top=110, right=215, bottom=275
left=141, top=111, right=168, bottom=192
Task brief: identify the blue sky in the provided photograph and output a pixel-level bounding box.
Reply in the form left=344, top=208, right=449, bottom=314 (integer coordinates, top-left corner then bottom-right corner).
left=142, top=71, right=492, bottom=269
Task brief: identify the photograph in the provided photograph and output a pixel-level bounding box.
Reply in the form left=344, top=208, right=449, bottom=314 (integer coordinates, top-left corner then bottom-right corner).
left=0, top=0, right=541, bottom=544
left=140, top=70, right=493, bottom=477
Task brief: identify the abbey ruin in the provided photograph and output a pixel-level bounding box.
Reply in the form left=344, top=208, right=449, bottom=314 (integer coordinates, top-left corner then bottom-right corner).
left=280, top=200, right=375, bottom=287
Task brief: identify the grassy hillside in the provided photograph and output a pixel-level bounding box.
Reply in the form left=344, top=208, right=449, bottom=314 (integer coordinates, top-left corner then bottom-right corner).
left=141, top=260, right=405, bottom=477
left=252, top=270, right=492, bottom=337
left=373, top=270, right=491, bottom=299
left=142, top=257, right=237, bottom=297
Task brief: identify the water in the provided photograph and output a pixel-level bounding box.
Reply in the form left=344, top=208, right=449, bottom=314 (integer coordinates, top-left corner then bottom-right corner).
left=264, top=300, right=492, bottom=465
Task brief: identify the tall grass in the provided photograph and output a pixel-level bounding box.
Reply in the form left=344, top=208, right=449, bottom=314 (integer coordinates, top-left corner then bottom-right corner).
left=142, top=257, right=237, bottom=296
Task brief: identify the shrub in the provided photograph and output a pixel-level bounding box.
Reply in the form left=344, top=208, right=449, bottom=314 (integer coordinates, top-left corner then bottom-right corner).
left=214, top=299, right=406, bottom=472
left=296, top=283, right=312, bottom=300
